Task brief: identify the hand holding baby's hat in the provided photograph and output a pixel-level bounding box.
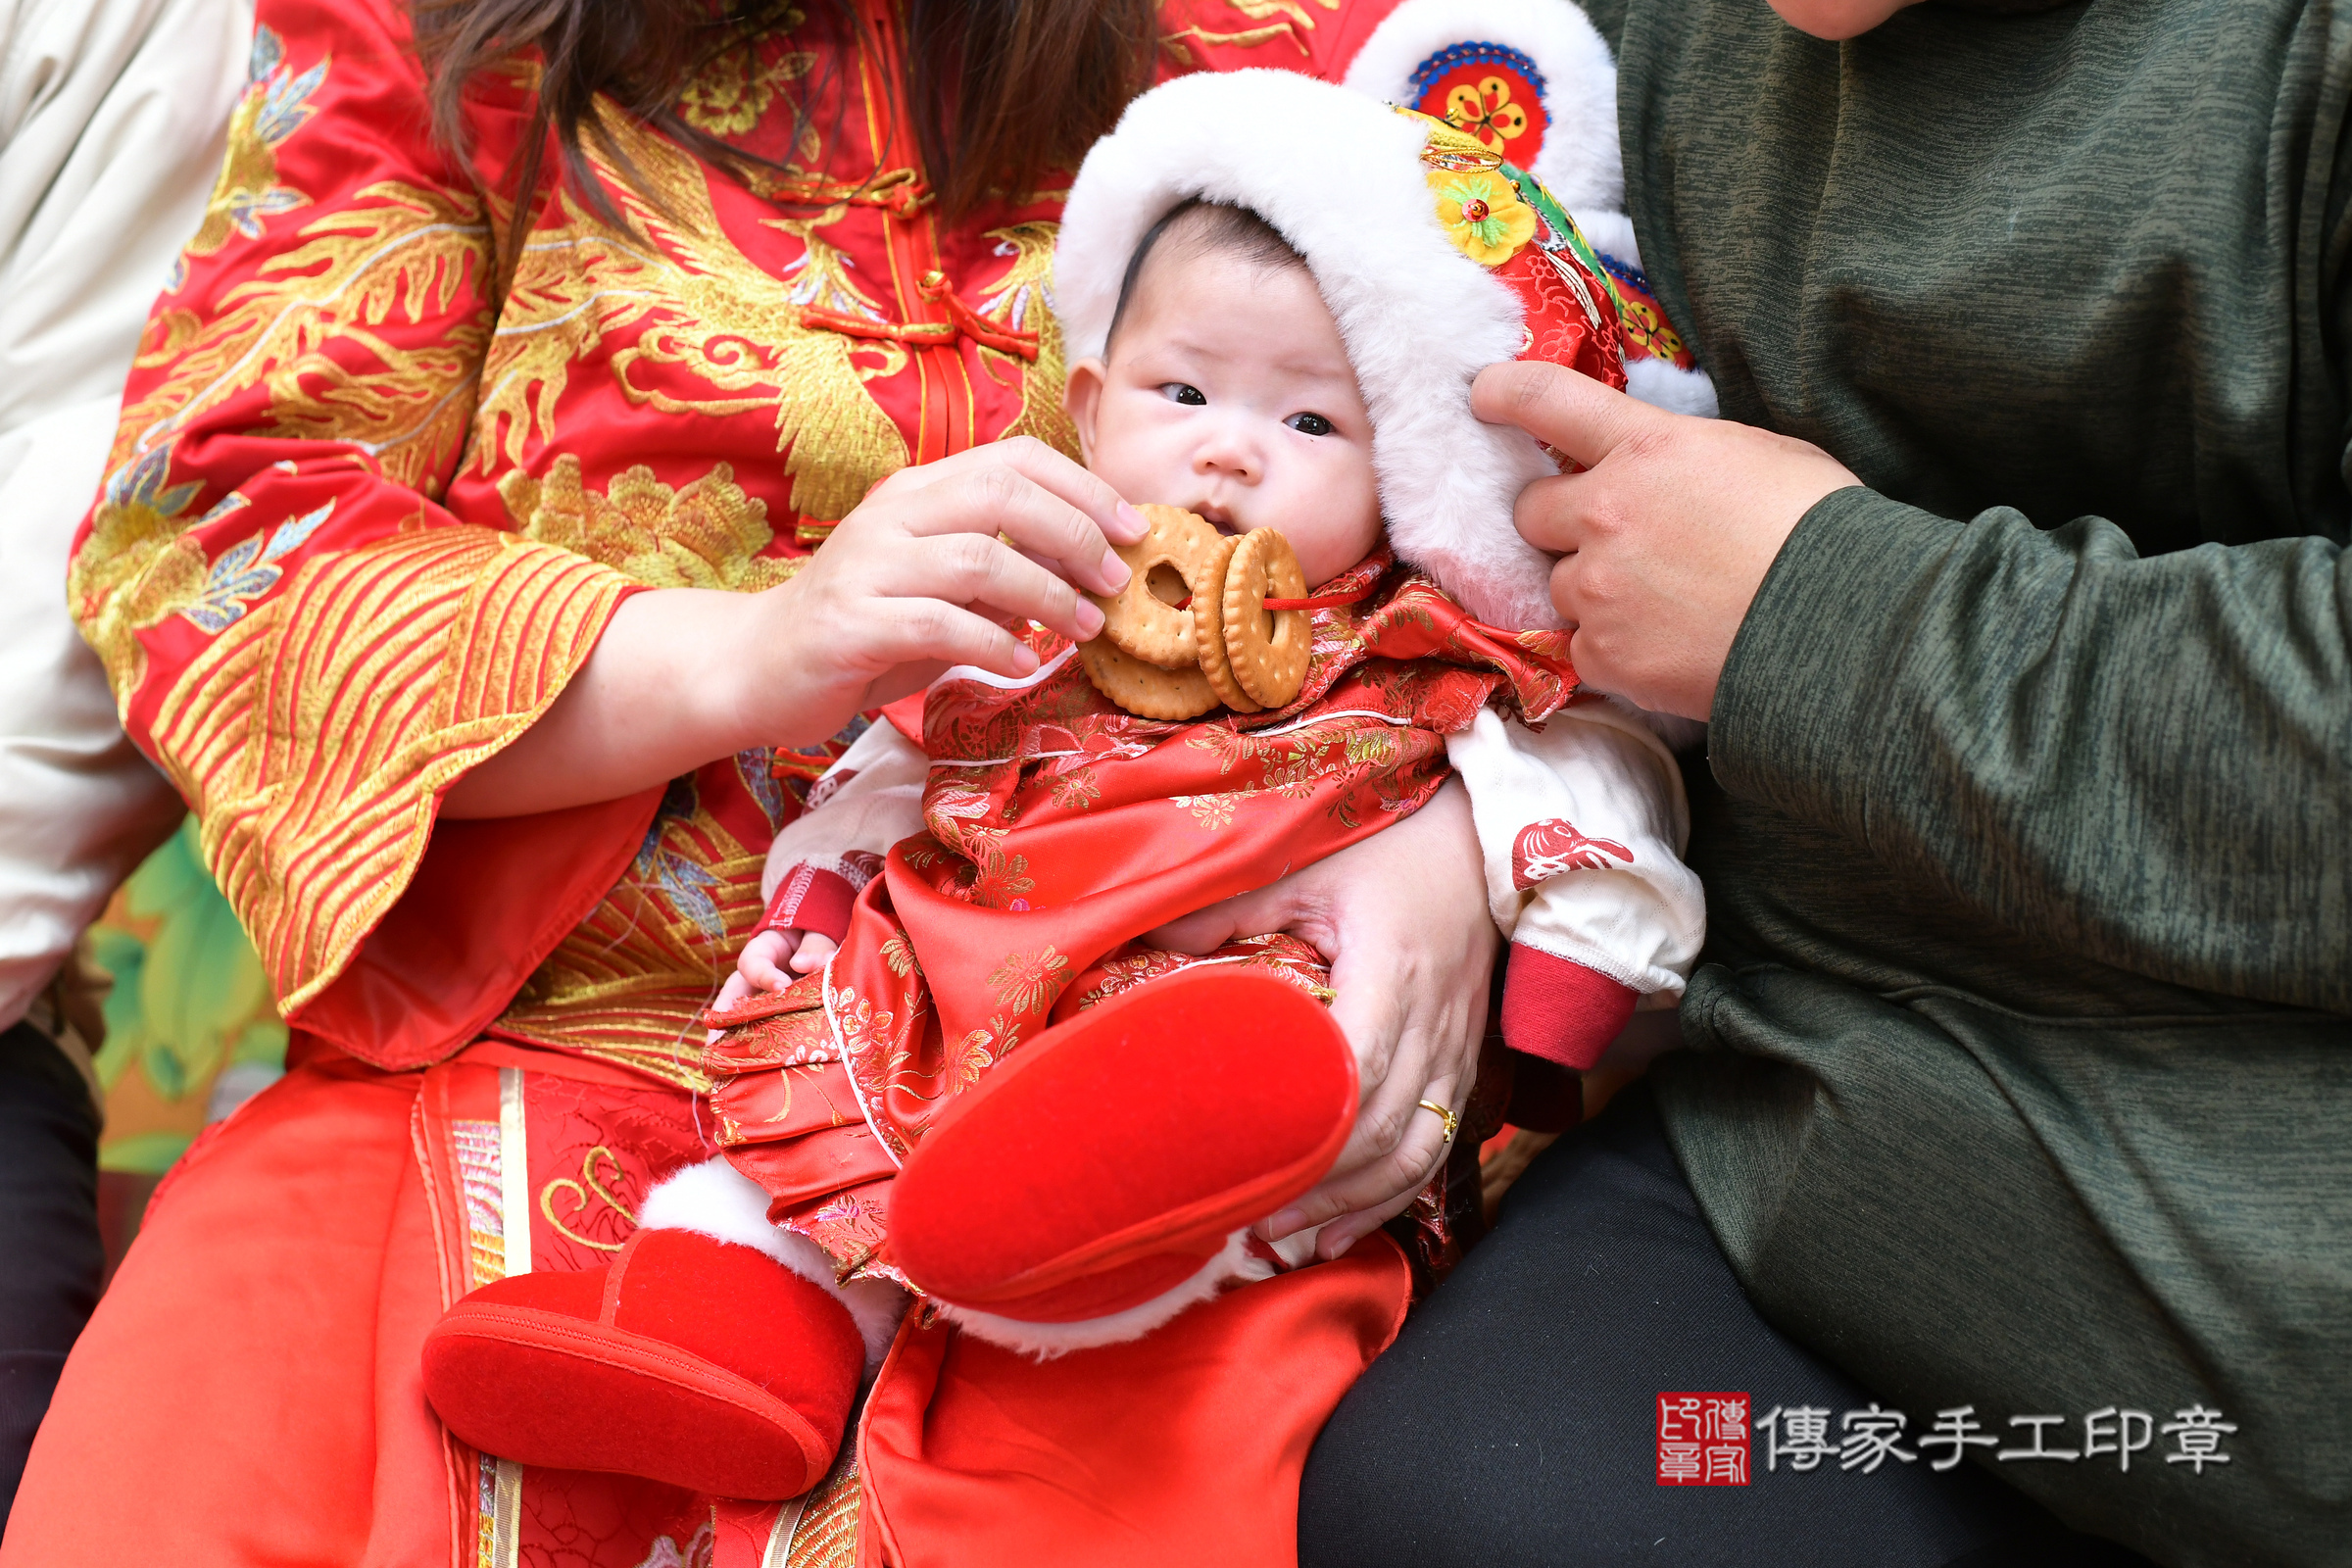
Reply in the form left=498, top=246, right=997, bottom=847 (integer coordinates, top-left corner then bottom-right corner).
left=1053, top=66, right=1711, bottom=635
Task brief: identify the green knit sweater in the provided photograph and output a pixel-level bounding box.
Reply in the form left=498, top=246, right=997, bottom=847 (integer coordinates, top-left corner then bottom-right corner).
left=1580, top=2, right=2352, bottom=1561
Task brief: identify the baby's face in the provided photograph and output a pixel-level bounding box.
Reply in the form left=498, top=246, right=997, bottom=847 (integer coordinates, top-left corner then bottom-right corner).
left=1064, top=247, right=1383, bottom=587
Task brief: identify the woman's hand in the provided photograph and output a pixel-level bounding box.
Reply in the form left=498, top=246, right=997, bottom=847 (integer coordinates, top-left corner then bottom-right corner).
left=447, top=439, right=1147, bottom=818
left=1144, top=780, right=1495, bottom=1260
left=737, top=439, right=1148, bottom=738
left=1473, top=361, right=1858, bottom=721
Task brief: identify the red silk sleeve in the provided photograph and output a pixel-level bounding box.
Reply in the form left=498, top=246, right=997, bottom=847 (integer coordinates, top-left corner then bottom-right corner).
left=67, top=0, right=647, bottom=1066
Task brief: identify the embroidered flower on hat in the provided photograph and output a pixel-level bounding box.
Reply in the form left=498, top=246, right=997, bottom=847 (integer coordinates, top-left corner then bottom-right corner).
left=1443, top=75, right=1532, bottom=158
left=1427, top=168, right=1537, bottom=268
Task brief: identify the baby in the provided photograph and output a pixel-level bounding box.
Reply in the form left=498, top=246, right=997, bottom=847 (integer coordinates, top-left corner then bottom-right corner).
left=727, top=201, right=1390, bottom=1000
left=422, top=74, right=1705, bottom=1505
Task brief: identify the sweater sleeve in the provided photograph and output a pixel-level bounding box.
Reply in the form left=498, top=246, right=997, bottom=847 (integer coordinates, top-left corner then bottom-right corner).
left=1714, top=486, right=2352, bottom=1013
left=1447, top=701, right=1705, bottom=1067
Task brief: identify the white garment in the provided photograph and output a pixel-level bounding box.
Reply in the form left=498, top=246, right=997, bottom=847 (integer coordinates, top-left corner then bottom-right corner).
left=0, top=0, right=252, bottom=1027
left=760, top=698, right=1704, bottom=1000
left=1445, top=702, right=1702, bottom=998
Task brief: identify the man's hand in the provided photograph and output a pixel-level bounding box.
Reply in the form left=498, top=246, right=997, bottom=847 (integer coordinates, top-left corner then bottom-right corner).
left=1474, top=361, right=1858, bottom=720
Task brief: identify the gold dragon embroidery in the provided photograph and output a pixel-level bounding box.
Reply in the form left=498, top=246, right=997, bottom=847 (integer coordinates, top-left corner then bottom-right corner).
left=472, top=107, right=909, bottom=524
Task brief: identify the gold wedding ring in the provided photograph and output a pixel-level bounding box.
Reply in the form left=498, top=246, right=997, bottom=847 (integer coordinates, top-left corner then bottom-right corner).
left=1418, top=1099, right=1460, bottom=1144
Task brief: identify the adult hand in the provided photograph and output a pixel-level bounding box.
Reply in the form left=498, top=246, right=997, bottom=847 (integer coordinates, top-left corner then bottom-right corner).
left=447, top=438, right=1148, bottom=818
left=1144, top=780, right=1494, bottom=1260
left=1474, top=361, right=1859, bottom=721
left=743, top=436, right=1149, bottom=741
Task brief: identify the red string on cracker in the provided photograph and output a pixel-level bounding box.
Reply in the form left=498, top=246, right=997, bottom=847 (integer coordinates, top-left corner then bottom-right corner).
left=1174, top=585, right=1374, bottom=612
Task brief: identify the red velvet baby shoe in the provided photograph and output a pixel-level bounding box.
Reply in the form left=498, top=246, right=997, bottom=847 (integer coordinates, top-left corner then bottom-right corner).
left=888, top=965, right=1356, bottom=1328
left=420, top=1227, right=863, bottom=1499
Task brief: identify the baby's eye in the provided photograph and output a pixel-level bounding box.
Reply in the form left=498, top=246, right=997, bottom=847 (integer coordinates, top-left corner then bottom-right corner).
left=1286, top=412, right=1336, bottom=437
left=1160, top=383, right=1206, bottom=406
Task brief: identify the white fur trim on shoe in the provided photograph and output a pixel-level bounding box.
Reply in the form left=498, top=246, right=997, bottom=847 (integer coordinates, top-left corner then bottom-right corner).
left=1337, top=0, right=1624, bottom=216
left=840, top=1277, right=913, bottom=1377
left=1057, top=71, right=1564, bottom=628
left=640, top=1157, right=908, bottom=1375
left=637, top=1157, right=832, bottom=1290
left=932, top=1229, right=1272, bottom=1360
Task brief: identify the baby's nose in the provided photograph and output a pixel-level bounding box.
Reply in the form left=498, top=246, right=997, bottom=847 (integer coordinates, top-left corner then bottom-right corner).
left=1193, top=422, right=1262, bottom=480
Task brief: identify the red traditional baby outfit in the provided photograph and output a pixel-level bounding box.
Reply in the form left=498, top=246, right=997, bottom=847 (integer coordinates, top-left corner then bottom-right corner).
left=707, top=549, right=1701, bottom=1305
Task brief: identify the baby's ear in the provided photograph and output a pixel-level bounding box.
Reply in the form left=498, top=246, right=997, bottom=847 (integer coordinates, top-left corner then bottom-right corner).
left=1062, top=357, right=1106, bottom=464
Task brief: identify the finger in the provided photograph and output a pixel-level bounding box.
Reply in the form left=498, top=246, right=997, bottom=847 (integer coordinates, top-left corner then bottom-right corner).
left=1313, top=1183, right=1428, bottom=1259
left=740, top=944, right=792, bottom=993
left=1259, top=1082, right=1454, bottom=1243
left=1141, top=880, right=1306, bottom=956
left=857, top=597, right=1044, bottom=682
left=790, top=933, right=839, bottom=974
left=1510, top=466, right=1601, bottom=557
left=899, top=462, right=1136, bottom=597
left=916, top=435, right=1150, bottom=544
left=712, top=970, right=755, bottom=1011
left=1471, top=359, right=1669, bottom=471
left=893, top=525, right=1106, bottom=641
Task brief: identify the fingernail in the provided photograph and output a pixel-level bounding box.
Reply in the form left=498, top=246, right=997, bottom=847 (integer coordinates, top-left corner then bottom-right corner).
left=1265, top=1207, right=1305, bottom=1239
left=1076, top=600, right=1104, bottom=639
left=1099, top=548, right=1131, bottom=588
left=1011, top=643, right=1040, bottom=674
left=1112, top=502, right=1149, bottom=542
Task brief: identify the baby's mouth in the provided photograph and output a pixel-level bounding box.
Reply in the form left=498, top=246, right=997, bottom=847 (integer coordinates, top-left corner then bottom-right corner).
left=1191, top=501, right=1240, bottom=533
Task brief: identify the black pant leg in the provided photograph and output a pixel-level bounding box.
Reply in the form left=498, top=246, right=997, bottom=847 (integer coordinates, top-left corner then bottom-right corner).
left=1299, top=1081, right=2149, bottom=1568
left=0, top=1022, right=104, bottom=1531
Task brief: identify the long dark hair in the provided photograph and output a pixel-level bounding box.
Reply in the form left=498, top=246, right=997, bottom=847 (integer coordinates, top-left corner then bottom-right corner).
left=412, top=0, right=1155, bottom=249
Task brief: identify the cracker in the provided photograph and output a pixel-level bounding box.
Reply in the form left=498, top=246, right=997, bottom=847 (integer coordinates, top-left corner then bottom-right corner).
left=1193, top=533, right=1262, bottom=713
left=1078, top=633, right=1223, bottom=720
left=1090, top=504, right=1226, bottom=668
left=1221, top=528, right=1310, bottom=709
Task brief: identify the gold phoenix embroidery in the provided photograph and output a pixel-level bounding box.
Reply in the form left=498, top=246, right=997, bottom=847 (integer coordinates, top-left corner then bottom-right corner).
left=142, top=530, right=633, bottom=1012
left=973, top=220, right=1079, bottom=457
left=117, top=180, right=489, bottom=488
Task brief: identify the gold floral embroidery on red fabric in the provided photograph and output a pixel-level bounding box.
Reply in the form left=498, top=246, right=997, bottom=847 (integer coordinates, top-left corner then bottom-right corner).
left=677, top=5, right=813, bottom=137
left=499, top=454, right=800, bottom=591
left=179, top=26, right=326, bottom=271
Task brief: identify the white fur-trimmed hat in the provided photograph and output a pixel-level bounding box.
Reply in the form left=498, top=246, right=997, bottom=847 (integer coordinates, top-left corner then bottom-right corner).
left=1057, top=69, right=1647, bottom=629
left=1336, top=0, right=1717, bottom=422
left=1339, top=0, right=1629, bottom=257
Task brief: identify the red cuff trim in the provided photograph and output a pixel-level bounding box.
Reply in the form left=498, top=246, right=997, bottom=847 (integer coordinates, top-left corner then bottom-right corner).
left=1501, top=944, right=1639, bottom=1072
left=755, top=854, right=882, bottom=945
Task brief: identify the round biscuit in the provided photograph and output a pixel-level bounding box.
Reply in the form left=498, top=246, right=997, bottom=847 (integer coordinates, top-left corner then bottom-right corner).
left=1078, top=634, right=1222, bottom=720
left=1193, top=533, right=1261, bottom=713
left=1090, top=504, right=1225, bottom=668
left=1221, top=528, right=1310, bottom=710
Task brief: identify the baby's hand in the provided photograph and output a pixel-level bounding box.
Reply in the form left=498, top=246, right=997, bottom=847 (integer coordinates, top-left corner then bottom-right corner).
left=711, top=929, right=845, bottom=1017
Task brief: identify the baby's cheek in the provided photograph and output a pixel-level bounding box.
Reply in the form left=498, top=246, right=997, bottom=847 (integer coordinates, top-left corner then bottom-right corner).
left=1288, top=452, right=1385, bottom=582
